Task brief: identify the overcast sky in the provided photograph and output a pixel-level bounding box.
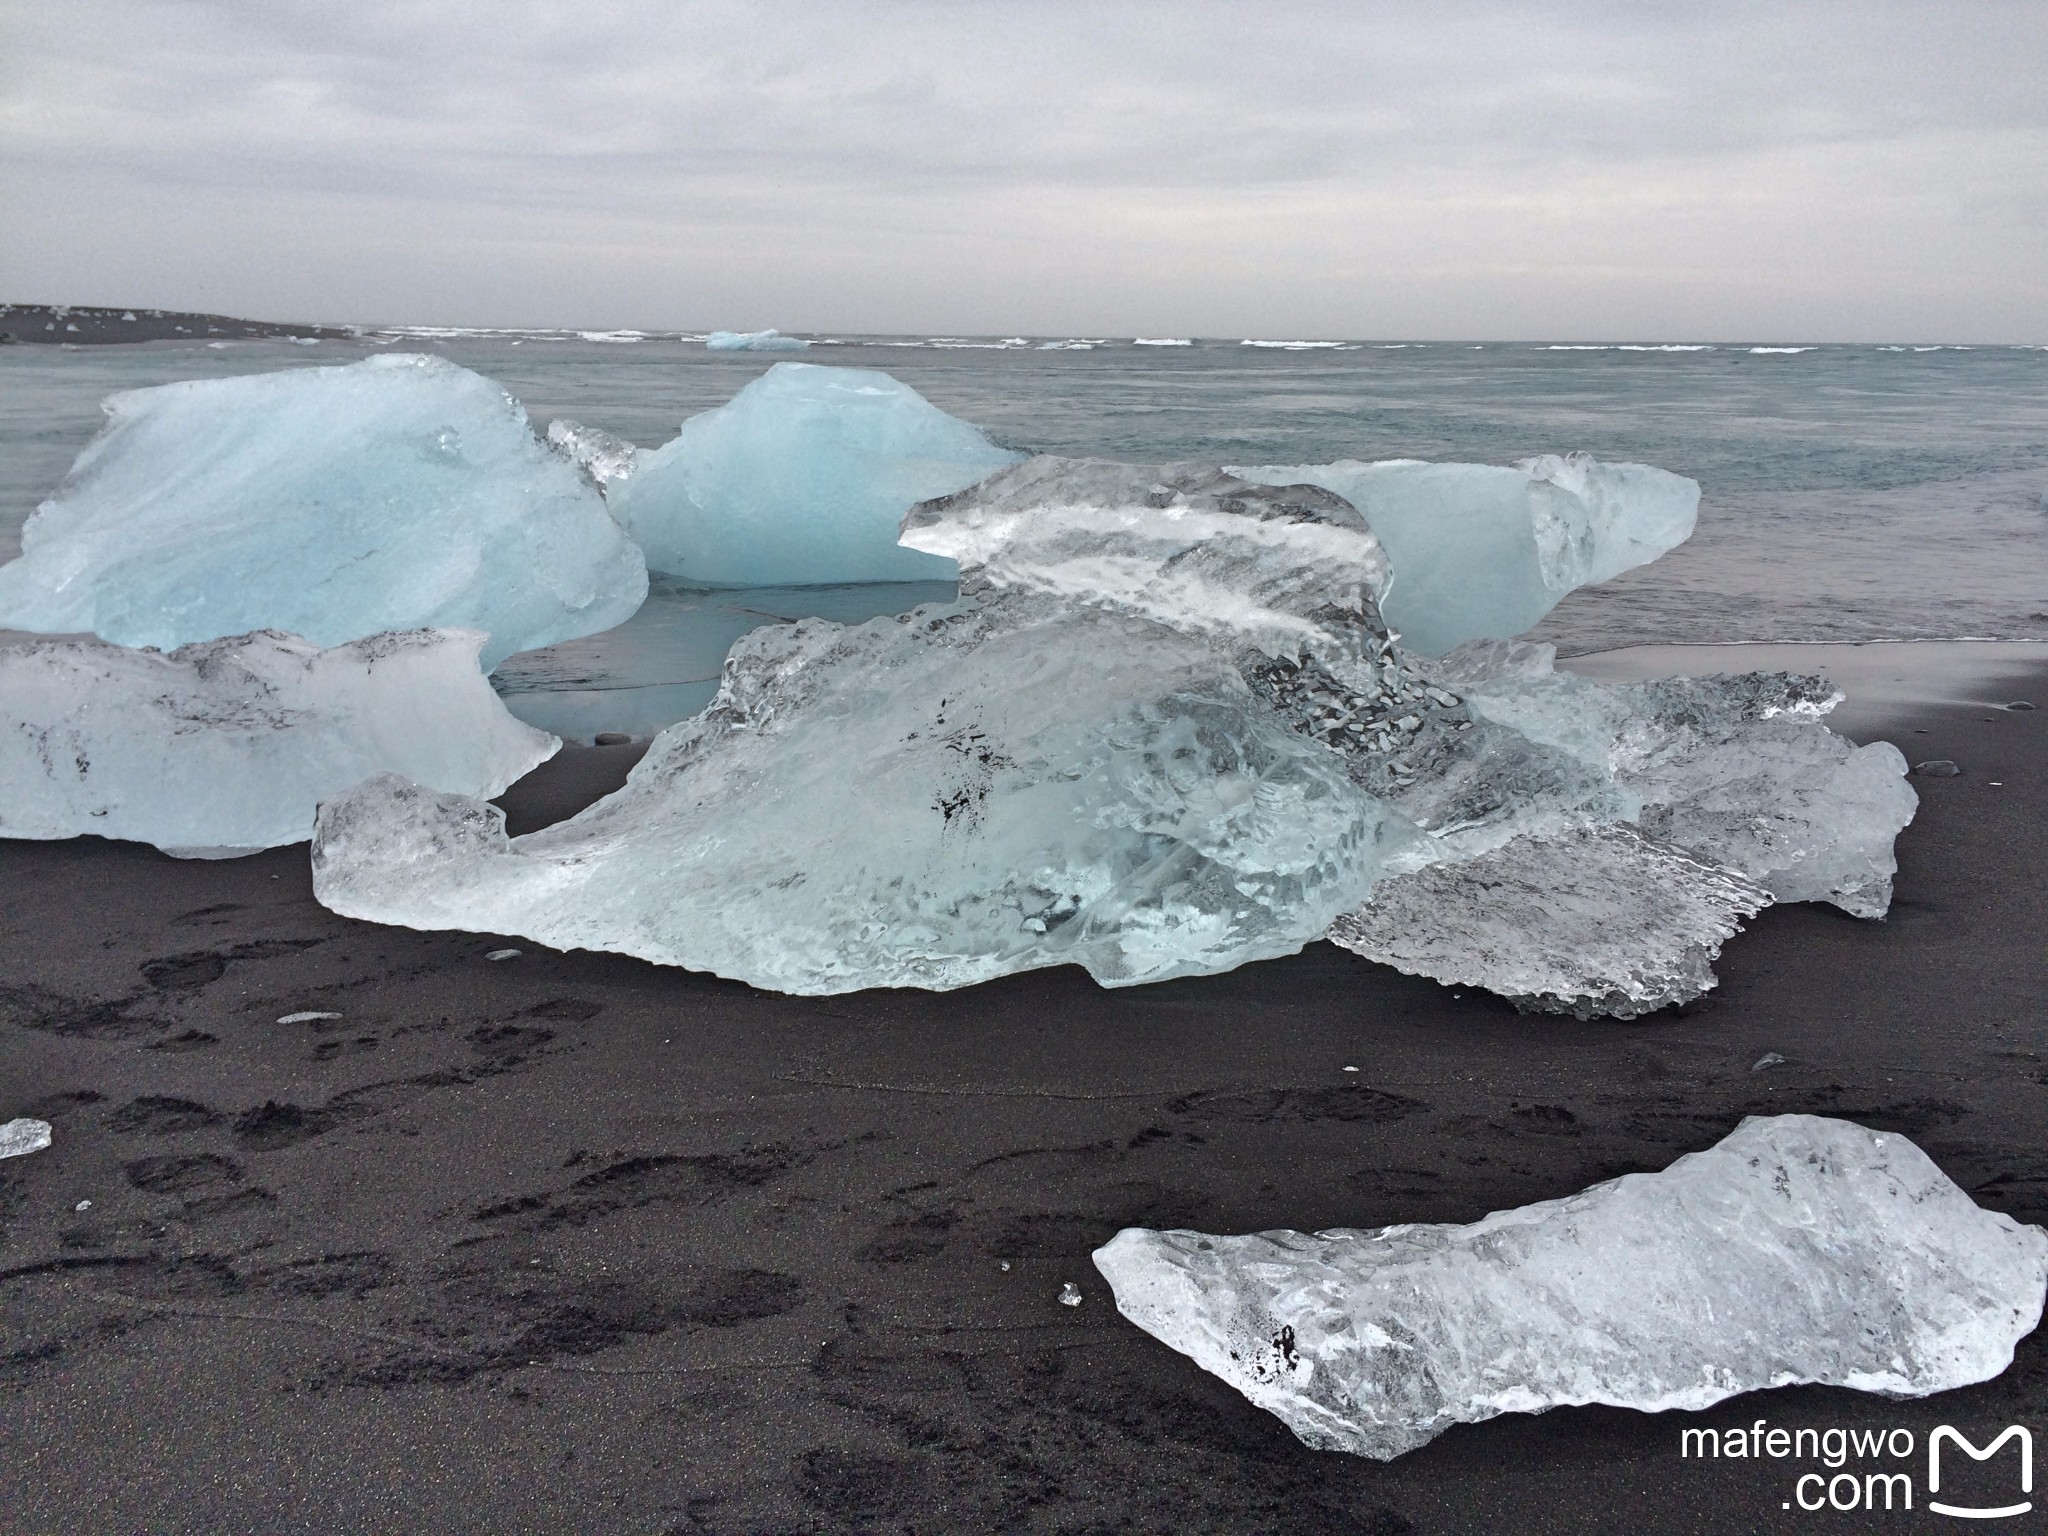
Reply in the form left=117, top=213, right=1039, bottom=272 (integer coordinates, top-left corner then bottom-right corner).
left=2, top=0, right=2043, bottom=340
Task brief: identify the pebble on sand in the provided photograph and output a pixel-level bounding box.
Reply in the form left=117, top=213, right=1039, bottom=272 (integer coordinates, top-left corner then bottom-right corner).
left=1912, top=760, right=1961, bottom=777
left=0, top=1118, right=53, bottom=1159
left=594, top=732, right=633, bottom=745
left=1751, top=1052, right=1788, bottom=1072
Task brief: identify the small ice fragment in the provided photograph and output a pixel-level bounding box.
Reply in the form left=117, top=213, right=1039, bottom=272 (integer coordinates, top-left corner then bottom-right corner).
left=75, top=1199, right=92, bottom=1211
left=0, top=1118, right=53, bottom=1159
left=1914, top=760, right=1961, bottom=777
left=1058, top=1281, right=1083, bottom=1307
left=2008, top=701, right=2035, bottom=711
left=1342, top=1065, right=1360, bottom=1073
left=485, top=948, right=522, bottom=961
left=545, top=418, right=640, bottom=486
left=999, top=1261, right=1011, bottom=1272
left=1751, top=1052, right=1787, bottom=1071
left=278, top=1010, right=342, bottom=1024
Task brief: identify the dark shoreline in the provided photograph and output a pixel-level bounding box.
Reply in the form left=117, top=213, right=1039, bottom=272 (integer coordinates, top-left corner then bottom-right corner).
left=0, top=304, right=356, bottom=346
left=1, top=673, right=2043, bottom=1534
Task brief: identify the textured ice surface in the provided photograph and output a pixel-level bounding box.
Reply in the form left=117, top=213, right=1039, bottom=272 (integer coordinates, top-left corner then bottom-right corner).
left=0, top=354, right=647, bottom=669
left=1430, top=639, right=1916, bottom=917
left=1095, top=1115, right=2048, bottom=1460
left=312, top=599, right=1397, bottom=991
left=1234, top=455, right=1697, bottom=655
left=545, top=419, right=639, bottom=485
left=901, top=458, right=1386, bottom=659
left=1328, top=825, right=1772, bottom=1018
left=314, top=456, right=1912, bottom=1006
left=0, top=629, right=556, bottom=856
left=609, top=363, right=1023, bottom=584
left=704, top=329, right=810, bottom=351
left=0, top=1118, right=53, bottom=1159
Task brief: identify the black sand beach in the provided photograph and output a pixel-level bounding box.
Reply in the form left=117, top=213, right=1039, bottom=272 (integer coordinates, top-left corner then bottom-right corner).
left=2, top=668, right=2044, bottom=1534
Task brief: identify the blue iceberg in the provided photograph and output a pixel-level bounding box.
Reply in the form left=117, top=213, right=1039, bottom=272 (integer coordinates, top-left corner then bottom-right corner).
left=606, top=363, right=1024, bottom=585
left=704, top=329, right=810, bottom=352
left=1233, top=455, right=1697, bottom=655
left=0, top=354, right=648, bottom=669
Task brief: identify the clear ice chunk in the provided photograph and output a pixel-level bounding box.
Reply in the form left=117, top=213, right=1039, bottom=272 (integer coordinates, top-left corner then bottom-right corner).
left=0, top=629, right=557, bottom=856
left=1327, top=824, right=1772, bottom=1018
left=608, top=363, right=1023, bottom=585
left=1094, top=1114, right=2048, bottom=1460
left=0, top=1118, right=53, bottom=1159
left=0, top=355, right=647, bottom=670
left=545, top=418, right=639, bottom=485
left=703, top=329, right=811, bottom=351
left=1432, top=640, right=1917, bottom=916
left=312, top=456, right=1914, bottom=1008
left=1232, top=454, right=1697, bottom=655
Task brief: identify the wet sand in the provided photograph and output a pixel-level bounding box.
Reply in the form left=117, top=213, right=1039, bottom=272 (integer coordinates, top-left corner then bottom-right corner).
left=1, top=659, right=2043, bottom=1534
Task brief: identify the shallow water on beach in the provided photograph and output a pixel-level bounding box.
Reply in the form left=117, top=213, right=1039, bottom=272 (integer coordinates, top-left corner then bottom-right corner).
left=4, top=335, right=2044, bottom=737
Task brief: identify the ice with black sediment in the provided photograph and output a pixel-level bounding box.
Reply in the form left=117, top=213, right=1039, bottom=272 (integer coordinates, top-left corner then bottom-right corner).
left=1093, top=1115, right=2048, bottom=1459
left=310, top=454, right=1913, bottom=1011
left=0, top=629, right=556, bottom=856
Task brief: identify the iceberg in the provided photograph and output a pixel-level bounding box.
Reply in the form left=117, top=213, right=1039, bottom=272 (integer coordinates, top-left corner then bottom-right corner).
left=0, top=629, right=556, bottom=856
left=1094, top=1115, right=2048, bottom=1460
left=310, top=455, right=1912, bottom=1009
left=0, top=354, right=647, bottom=670
left=1233, top=455, right=1697, bottom=656
left=606, top=363, right=1024, bottom=585
left=704, top=329, right=810, bottom=352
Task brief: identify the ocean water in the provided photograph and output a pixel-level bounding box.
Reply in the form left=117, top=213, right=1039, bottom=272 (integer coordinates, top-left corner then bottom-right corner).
left=4, top=334, right=2044, bottom=739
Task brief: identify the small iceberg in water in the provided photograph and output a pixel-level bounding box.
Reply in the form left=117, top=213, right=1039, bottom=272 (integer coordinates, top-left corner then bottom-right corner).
left=705, top=329, right=810, bottom=352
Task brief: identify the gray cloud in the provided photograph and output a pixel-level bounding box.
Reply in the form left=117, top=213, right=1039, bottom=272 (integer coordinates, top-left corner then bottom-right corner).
left=2, top=0, right=2042, bottom=337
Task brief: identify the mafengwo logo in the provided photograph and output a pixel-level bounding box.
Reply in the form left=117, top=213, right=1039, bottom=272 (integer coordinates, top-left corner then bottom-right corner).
left=1928, top=1427, right=2032, bottom=1520
left=1679, top=1420, right=2033, bottom=1517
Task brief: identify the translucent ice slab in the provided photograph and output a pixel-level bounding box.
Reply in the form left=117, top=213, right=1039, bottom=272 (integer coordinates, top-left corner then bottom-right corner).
left=0, top=629, right=556, bottom=856
left=0, top=354, right=647, bottom=669
left=1096, top=1115, right=2048, bottom=1459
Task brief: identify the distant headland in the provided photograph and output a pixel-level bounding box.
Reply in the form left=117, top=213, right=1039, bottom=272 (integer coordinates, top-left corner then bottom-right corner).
left=0, top=303, right=355, bottom=345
